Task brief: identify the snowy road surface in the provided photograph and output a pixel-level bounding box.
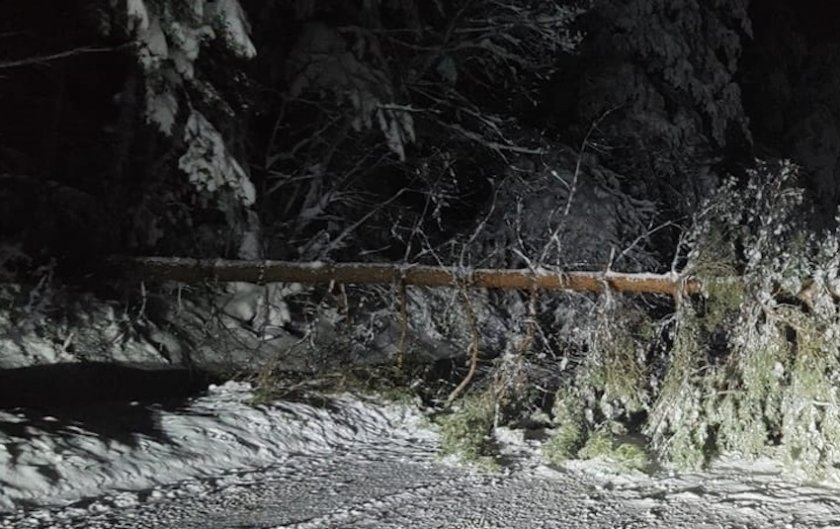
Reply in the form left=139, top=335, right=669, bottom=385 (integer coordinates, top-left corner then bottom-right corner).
left=3, top=383, right=840, bottom=528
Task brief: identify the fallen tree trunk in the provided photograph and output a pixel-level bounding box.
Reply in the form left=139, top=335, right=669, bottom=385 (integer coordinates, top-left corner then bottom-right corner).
left=108, top=256, right=703, bottom=297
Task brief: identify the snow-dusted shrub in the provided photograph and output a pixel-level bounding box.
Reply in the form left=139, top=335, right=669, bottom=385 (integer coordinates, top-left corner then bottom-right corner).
left=645, top=304, right=722, bottom=468
left=538, top=159, right=840, bottom=476
left=545, top=294, right=655, bottom=466
left=645, top=159, right=840, bottom=475
left=581, top=296, right=653, bottom=418
left=436, top=390, right=498, bottom=469
left=577, top=429, right=649, bottom=472
left=544, top=385, right=586, bottom=464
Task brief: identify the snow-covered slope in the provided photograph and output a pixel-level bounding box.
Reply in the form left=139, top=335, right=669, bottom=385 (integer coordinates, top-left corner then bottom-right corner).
left=4, top=383, right=840, bottom=528
left=0, top=382, right=434, bottom=513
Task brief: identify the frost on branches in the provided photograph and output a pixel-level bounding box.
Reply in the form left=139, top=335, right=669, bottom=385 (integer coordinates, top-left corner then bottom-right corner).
left=121, top=0, right=257, bottom=207
left=539, top=159, right=840, bottom=477
left=644, top=160, right=840, bottom=476
left=178, top=112, right=255, bottom=206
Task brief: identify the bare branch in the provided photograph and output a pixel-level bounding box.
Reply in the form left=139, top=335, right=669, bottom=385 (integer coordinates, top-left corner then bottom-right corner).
left=445, top=286, right=481, bottom=407
left=0, top=45, right=128, bottom=70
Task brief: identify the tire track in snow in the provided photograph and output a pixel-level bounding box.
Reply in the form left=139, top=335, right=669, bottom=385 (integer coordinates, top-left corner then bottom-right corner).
left=273, top=472, right=484, bottom=529
left=4, top=449, right=833, bottom=529
left=8, top=390, right=840, bottom=528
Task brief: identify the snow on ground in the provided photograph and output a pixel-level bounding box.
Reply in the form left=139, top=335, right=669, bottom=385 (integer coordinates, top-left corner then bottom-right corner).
left=0, top=382, right=435, bottom=513
left=2, top=383, right=840, bottom=528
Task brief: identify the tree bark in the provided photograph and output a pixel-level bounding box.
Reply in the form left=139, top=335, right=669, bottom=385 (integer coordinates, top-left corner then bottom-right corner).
left=108, top=256, right=703, bottom=297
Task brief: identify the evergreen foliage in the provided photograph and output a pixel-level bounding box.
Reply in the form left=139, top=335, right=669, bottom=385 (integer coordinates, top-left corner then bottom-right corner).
left=645, top=161, right=840, bottom=475
left=562, top=0, right=751, bottom=214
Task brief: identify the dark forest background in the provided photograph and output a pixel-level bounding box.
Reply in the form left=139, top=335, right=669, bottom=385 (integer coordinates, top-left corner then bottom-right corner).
left=1, top=0, right=837, bottom=280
